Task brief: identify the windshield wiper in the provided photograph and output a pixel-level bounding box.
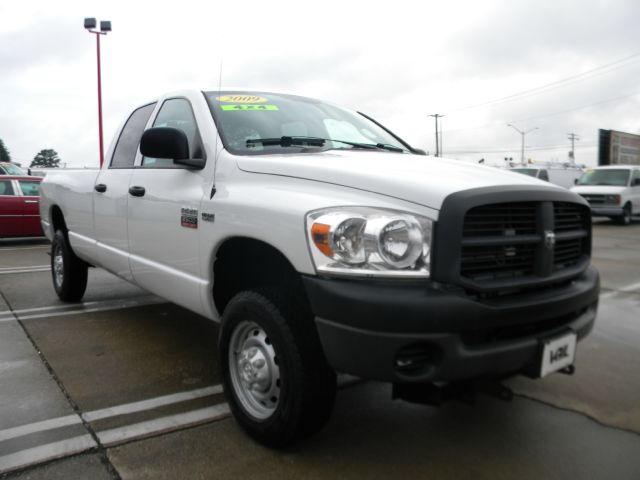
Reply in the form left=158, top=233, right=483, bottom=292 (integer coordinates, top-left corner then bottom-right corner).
left=246, top=136, right=326, bottom=148
left=246, top=136, right=406, bottom=153
left=332, top=140, right=405, bottom=153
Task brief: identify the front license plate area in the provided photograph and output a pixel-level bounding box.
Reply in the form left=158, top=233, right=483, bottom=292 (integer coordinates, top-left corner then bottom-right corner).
left=539, top=332, right=577, bottom=378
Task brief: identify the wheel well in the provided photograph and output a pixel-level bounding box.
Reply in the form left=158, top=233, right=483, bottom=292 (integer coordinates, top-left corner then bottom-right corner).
left=50, top=205, right=67, bottom=233
left=213, top=238, right=307, bottom=315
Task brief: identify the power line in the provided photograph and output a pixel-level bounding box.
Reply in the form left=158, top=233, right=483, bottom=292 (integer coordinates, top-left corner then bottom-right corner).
left=445, top=142, right=597, bottom=155
left=442, top=90, right=640, bottom=135
left=445, top=51, right=640, bottom=114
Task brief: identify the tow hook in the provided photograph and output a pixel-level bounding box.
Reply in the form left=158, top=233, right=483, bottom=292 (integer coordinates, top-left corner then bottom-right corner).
left=559, top=365, right=576, bottom=375
left=392, top=380, right=514, bottom=407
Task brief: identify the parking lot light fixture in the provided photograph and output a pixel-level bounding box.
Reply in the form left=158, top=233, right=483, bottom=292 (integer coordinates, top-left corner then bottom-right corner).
left=507, top=124, right=538, bottom=166
left=84, top=17, right=112, bottom=167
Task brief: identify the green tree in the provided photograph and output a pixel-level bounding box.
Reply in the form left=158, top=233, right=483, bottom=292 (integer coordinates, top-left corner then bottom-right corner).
left=31, top=149, right=61, bottom=168
left=0, top=138, right=11, bottom=162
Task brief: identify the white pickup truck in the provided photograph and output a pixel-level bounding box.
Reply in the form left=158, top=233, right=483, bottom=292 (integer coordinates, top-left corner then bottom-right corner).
left=40, top=90, right=600, bottom=447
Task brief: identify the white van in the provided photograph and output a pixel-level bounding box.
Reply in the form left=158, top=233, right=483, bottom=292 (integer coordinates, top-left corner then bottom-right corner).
left=510, top=166, right=583, bottom=189
left=571, top=165, right=640, bottom=225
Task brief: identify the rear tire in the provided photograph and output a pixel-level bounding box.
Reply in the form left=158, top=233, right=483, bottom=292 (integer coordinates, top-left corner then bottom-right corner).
left=51, top=229, right=88, bottom=302
left=219, top=289, right=336, bottom=448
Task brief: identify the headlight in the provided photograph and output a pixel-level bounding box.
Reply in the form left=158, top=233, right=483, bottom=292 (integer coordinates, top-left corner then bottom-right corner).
left=306, top=207, right=433, bottom=278
left=604, top=194, right=621, bottom=205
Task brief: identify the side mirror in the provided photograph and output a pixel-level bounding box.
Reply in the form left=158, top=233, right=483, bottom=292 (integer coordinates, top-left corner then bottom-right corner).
left=140, top=127, right=205, bottom=169
left=141, top=127, right=189, bottom=159
left=633, top=178, right=640, bottom=186
left=574, top=178, right=579, bottom=185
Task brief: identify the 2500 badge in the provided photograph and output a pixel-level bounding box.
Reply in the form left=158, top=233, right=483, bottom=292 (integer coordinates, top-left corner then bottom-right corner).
left=181, top=207, right=198, bottom=229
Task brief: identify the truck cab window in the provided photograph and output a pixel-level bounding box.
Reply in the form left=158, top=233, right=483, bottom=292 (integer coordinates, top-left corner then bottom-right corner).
left=110, top=103, right=156, bottom=168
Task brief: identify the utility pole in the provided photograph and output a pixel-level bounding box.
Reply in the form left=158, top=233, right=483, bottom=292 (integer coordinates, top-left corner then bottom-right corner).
left=567, top=133, right=580, bottom=163
left=429, top=114, right=444, bottom=157
left=507, top=124, right=538, bottom=165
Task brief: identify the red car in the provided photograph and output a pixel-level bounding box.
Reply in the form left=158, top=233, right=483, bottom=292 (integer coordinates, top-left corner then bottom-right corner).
left=0, top=176, right=44, bottom=238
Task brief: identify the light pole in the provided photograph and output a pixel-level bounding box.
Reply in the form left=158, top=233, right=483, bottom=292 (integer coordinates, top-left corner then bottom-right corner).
left=84, top=18, right=112, bottom=167
left=507, top=124, right=538, bottom=165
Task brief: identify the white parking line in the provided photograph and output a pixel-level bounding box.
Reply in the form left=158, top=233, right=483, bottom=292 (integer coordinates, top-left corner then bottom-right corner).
left=83, top=384, right=224, bottom=422
left=600, top=280, right=640, bottom=298
left=0, top=414, right=82, bottom=442
left=97, top=403, right=231, bottom=447
left=0, top=296, right=167, bottom=323
left=0, top=265, right=50, bottom=275
left=0, top=385, right=226, bottom=473
left=0, top=245, right=49, bottom=252
left=0, top=434, right=96, bottom=474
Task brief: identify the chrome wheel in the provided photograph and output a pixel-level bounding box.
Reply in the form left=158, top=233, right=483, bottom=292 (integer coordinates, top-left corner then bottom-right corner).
left=229, top=321, right=281, bottom=420
left=53, top=243, right=64, bottom=287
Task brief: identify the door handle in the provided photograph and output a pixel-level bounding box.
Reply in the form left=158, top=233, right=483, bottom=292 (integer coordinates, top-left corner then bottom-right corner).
left=129, top=186, right=146, bottom=197
left=24, top=200, right=39, bottom=204
left=95, top=183, right=107, bottom=193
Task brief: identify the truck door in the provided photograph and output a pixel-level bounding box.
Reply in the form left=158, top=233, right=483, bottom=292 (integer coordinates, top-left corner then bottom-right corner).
left=126, top=98, right=209, bottom=312
left=93, top=103, right=156, bottom=279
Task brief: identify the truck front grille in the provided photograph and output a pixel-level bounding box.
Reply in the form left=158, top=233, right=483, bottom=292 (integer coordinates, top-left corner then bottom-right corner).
left=578, top=194, right=605, bottom=205
left=460, top=201, right=589, bottom=288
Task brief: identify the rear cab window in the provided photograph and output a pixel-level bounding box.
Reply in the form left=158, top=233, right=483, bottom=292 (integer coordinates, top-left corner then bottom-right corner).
left=110, top=103, right=157, bottom=169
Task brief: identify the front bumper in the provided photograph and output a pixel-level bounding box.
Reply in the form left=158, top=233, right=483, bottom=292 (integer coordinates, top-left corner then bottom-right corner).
left=303, top=266, right=599, bottom=383
left=590, top=206, right=624, bottom=217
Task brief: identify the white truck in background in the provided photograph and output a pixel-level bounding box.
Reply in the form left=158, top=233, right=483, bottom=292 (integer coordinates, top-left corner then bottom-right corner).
left=39, top=90, right=600, bottom=447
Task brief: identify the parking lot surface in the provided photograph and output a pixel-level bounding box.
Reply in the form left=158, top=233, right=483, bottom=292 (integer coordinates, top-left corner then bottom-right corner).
left=1, top=220, right=639, bottom=479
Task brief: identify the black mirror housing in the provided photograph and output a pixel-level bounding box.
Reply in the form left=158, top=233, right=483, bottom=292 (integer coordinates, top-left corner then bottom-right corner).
left=141, top=127, right=190, bottom=160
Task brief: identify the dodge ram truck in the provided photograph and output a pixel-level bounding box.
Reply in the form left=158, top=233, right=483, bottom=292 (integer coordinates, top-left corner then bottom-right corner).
left=40, top=90, right=600, bottom=447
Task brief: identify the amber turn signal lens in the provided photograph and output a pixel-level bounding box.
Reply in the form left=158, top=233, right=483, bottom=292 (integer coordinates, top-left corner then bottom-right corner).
left=311, top=223, right=333, bottom=257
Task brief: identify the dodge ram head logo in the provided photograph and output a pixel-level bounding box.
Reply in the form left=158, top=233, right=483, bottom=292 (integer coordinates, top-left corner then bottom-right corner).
left=544, top=231, right=556, bottom=249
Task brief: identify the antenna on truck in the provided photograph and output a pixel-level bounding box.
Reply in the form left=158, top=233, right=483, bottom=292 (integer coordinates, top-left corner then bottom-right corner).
left=211, top=37, right=225, bottom=199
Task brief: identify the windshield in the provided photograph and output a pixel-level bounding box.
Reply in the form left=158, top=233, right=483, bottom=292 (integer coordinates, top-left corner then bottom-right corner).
left=511, top=168, right=538, bottom=178
left=0, top=163, right=25, bottom=175
left=205, top=91, right=411, bottom=155
left=577, top=169, right=630, bottom=186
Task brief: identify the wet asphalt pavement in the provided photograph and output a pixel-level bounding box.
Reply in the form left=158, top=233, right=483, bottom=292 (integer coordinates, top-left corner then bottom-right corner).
left=0, top=220, right=639, bottom=479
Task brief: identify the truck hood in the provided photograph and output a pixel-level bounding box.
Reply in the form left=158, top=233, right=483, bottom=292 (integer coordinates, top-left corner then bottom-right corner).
left=236, top=151, right=556, bottom=210
left=571, top=185, right=627, bottom=195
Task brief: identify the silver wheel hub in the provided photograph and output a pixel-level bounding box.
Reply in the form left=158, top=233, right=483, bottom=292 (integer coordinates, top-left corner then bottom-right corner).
left=229, top=321, right=280, bottom=420
left=53, top=245, right=64, bottom=287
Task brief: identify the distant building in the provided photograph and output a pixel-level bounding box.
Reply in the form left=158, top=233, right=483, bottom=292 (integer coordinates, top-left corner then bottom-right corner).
left=598, top=129, right=640, bottom=165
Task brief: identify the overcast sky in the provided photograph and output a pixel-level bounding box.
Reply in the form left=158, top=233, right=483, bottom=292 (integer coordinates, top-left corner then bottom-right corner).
left=2, top=0, right=640, bottom=168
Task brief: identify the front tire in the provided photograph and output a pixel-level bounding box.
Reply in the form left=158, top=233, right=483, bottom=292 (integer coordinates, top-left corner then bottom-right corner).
left=618, top=203, right=632, bottom=225
left=219, top=289, right=336, bottom=448
left=51, top=229, right=88, bottom=302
